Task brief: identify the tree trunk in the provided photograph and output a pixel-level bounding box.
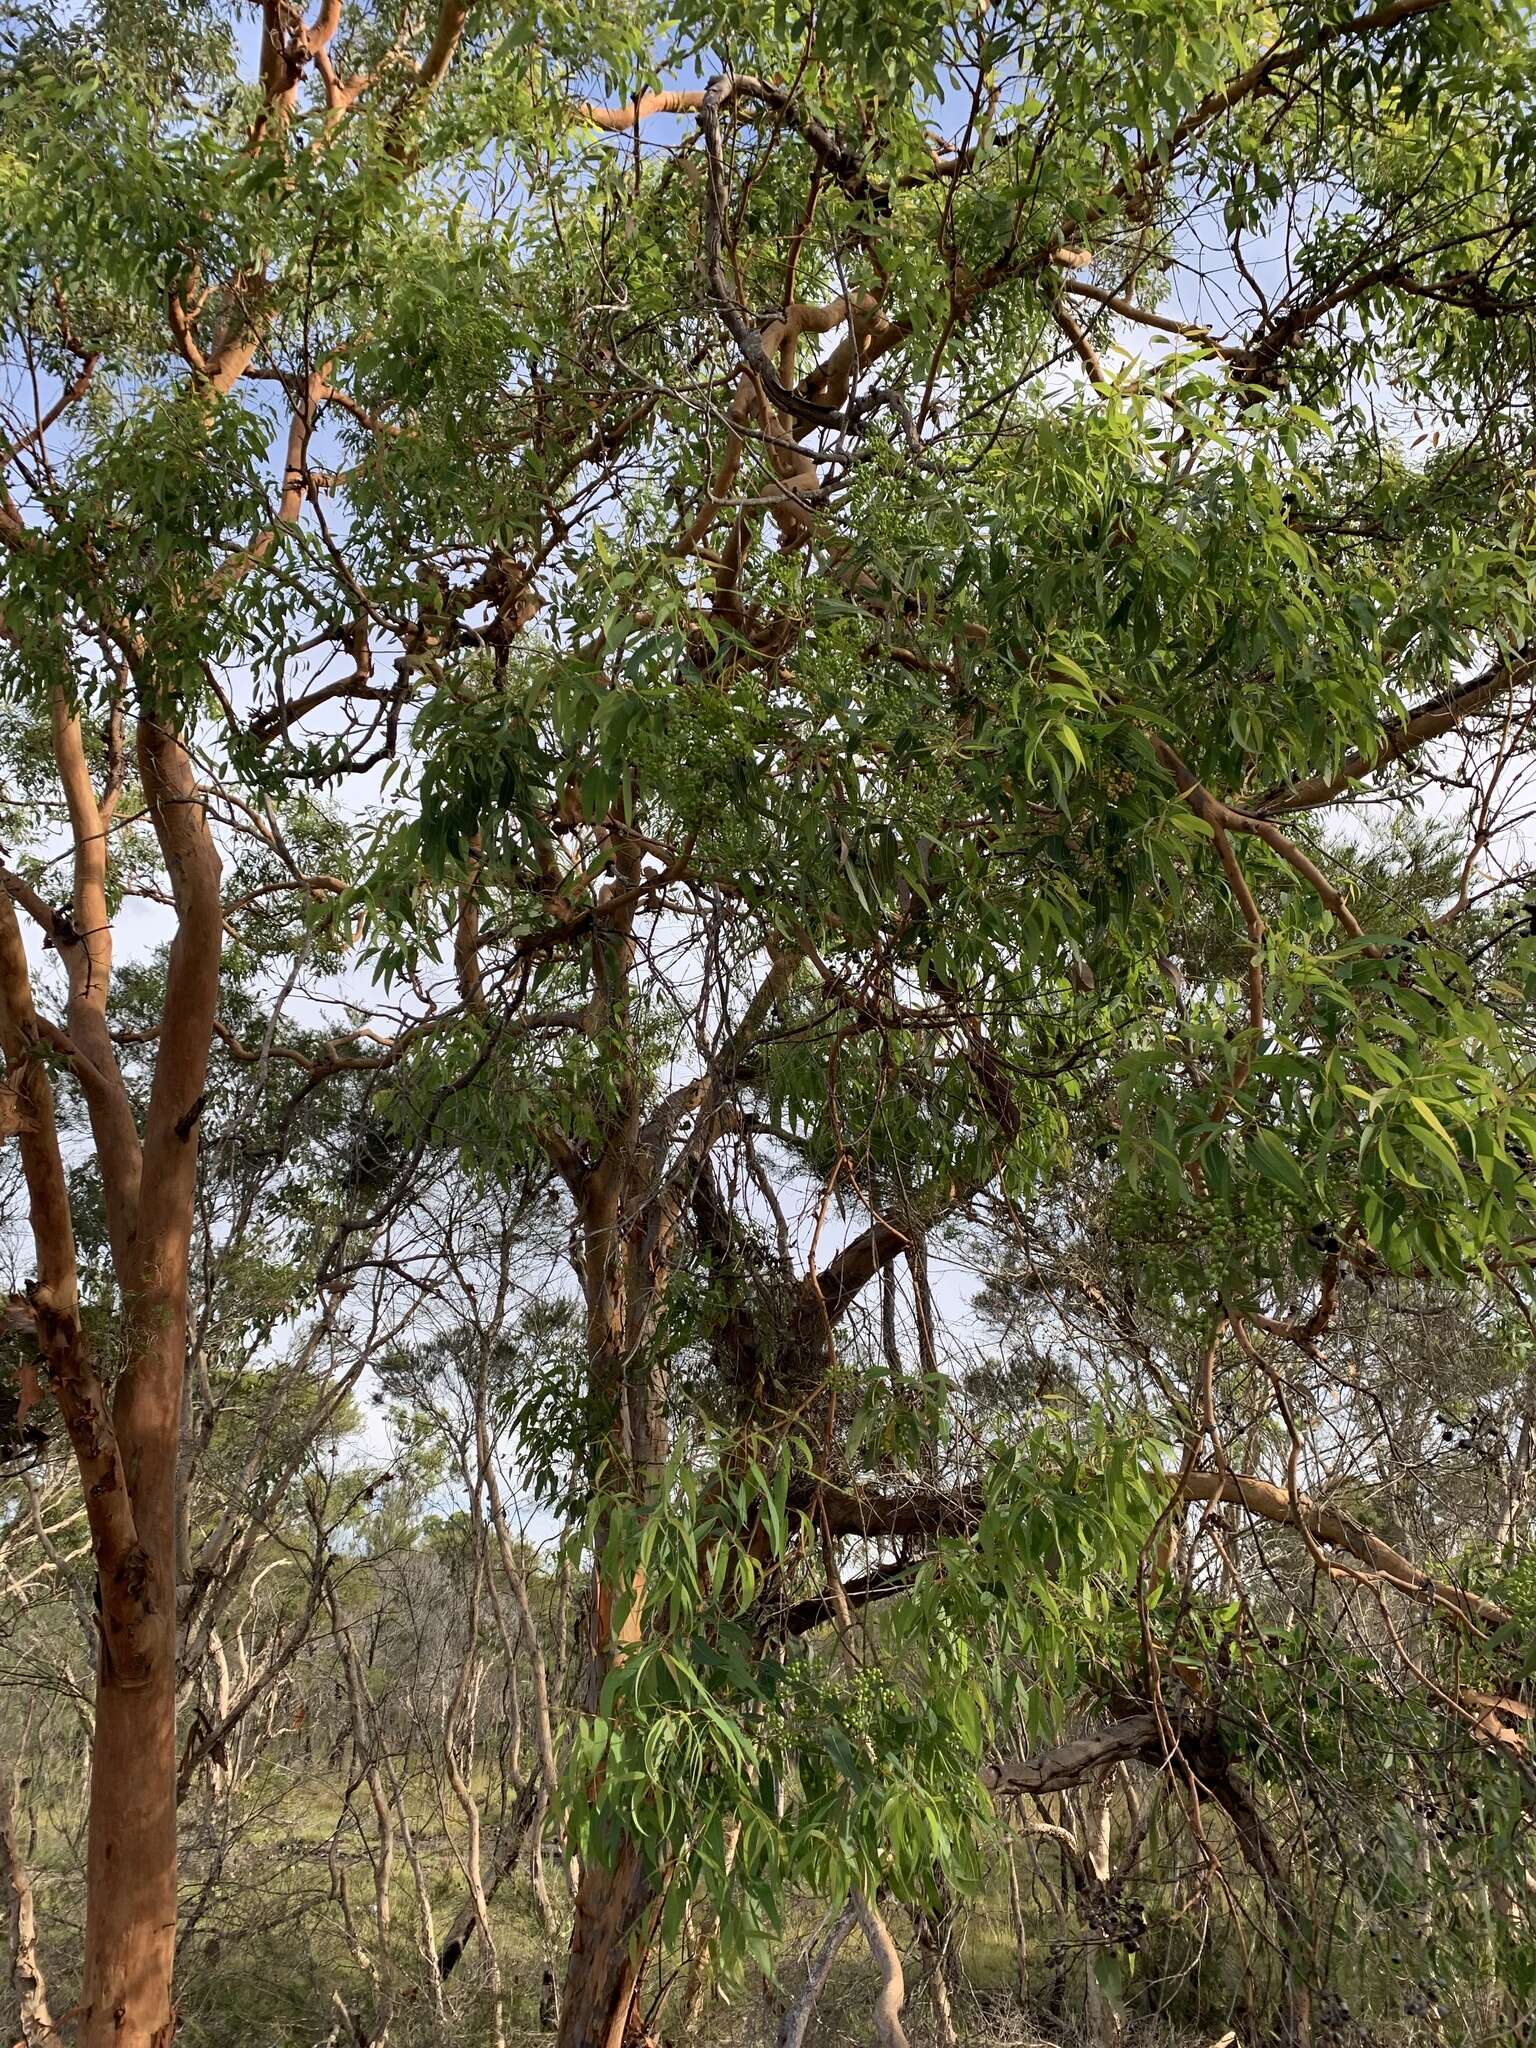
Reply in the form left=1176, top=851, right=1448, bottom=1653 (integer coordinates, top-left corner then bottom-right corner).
left=2, top=883, right=187, bottom=2048
left=3, top=1751, right=61, bottom=2048
left=776, top=1902, right=857, bottom=2048
left=81, top=1648, right=177, bottom=2047
left=556, top=1110, right=672, bottom=2048
left=438, top=1775, right=542, bottom=1979
left=1004, top=1836, right=1029, bottom=2006
left=852, top=1891, right=911, bottom=2048
left=1188, top=1731, right=1312, bottom=2048
left=77, top=707, right=221, bottom=2046
left=677, top=1816, right=740, bottom=2036
left=556, top=1837, right=658, bottom=2048
left=1081, top=1771, right=1121, bottom=2047
left=918, top=1912, right=959, bottom=2048
left=79, top=1297, right=194, bottom=2048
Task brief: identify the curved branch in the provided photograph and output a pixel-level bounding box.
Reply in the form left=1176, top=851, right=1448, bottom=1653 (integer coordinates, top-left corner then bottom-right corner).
left=580, top=74, right=873, bottom=201
left=48, top=689, right=142, bottom=1265
left=1253, top=650, right=1536, bottom=816
left=133, top=706, right=223, bottom=1278
left=982, top=1716, right=1165, bottom=1796
left=0, top=895, right=156, bottom=1687
left=1148, top=732, right=1364, bottom=938
left=1178, top=1470, right=1509, bottom=1631
left=695, top=78, right=894, bottom=434
left=417, top=2, right=469, bottom=93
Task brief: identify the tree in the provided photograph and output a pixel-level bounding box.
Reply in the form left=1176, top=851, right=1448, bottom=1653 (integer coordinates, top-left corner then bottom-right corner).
left=5, top=1, right=1536, bottom=2043
left=0, top=7, right=497, bottom=2035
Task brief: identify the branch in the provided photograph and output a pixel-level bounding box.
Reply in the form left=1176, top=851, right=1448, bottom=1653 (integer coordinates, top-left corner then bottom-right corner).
left=805, top=1463, right=1508, bottom=1634
left=798, top=988, right=1019, bottom=1331
left=982, top=1715, right=1165, bottom=1796
left=642, top=946, right=800, bottom=1152
left=48, top=689, right=142, bottom=1266
left=696, top=78, right=892, bottom=433
left=1, top=350, right=100, bottom=462
left=1050, top=294, right=1107, bottom=383
left=0, top=869, right=54, bottom=935
left=1060, top=279, right=1233, bottom=355
left=580, top=74, right=874, bottom=201
left=175, top=1555, right=329, bottom=1802
left=781, top=1562, right=915, bottom=1637
left=247, top=667, right=389, bottom=746
left=1253, top=650, right=1536, bottom=815
left=0, top=894, right=156, bottom=1686
left=437, top=1776, right=541, bottom=1979
left=804, top=1217, right=913, bottom=1330
left=851, top=1892, right=911, bottom=2048
left=1161, top=0, right=1450, bottom=161
left=1178, top=1470, right=1509, bottom=1631
left=801, top=1477, right=982, bottom=1542
left=133, top=704, right=223, bottom=1229
left=777, top=1901, right=858, bottom=2048
left=1, top=1755, right=61, bottom=2047
left=1148, top=732, right=1365, bottom=938
left=417, top=2, right=469, bottom=95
